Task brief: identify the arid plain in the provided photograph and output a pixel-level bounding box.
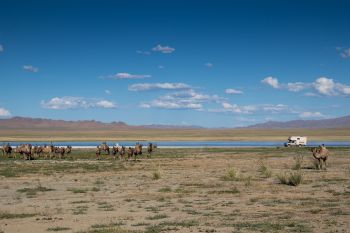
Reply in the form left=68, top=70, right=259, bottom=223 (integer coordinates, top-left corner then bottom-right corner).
left=0, top=147, right=349, bottom=233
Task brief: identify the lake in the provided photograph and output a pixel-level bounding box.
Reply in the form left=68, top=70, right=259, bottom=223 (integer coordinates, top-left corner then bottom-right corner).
left=3, top=141, right=350, bottom=148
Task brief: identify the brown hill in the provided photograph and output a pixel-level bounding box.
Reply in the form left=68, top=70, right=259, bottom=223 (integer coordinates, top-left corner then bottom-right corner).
left=246, top=115, right=350, bottom=129
left=0, top=117, right=130, bottom=130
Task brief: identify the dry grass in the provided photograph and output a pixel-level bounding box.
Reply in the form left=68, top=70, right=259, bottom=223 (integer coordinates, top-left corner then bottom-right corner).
left=0, top=147, right=349, bottom=233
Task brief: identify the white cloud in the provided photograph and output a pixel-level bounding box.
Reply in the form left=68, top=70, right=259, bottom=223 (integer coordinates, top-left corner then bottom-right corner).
left=262, top=76, right=350, bottom=97
left=0, top=107, right=11, bottom=117
left=0, top=44, right=3, bottom=52
left=41, top=97, right=116, bottom=110
left=158, top=65, right=164, bottom=69
left=225, top=88, right=243, bottom=95
left=220, top=102, right=255, bottom=114
left=205, top=62, right=213, bottom=68
left=152, top=44, right=175, bottom=54
left=287, top=82, right=308, bottom=92
left=313, top=77, right=350, bottom=96
left=209, top=103, right=291, bottom=115
left=95, top=100, right=116, bottom=108
left=337, top=47, right=350, bottom=59
left=261, top=104, right=289, bottom=113
left=140, top=89, right=225, bottom=110
left=113, top=72, right=151, bottom=79
left=261, top=76, right=279, bottom=89
left=313, top=77, right=336, bottom=96
left=299, top=111, right=325, bottom=118
left=129, top=82, right=191, bottom=91
left=105, top=90, right=111, bottom=95
left=23, top=65, right=39, bottom=72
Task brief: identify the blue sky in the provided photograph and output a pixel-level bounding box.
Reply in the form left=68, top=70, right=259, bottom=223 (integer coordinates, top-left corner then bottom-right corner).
left=0, top=0, right=350, bottom=127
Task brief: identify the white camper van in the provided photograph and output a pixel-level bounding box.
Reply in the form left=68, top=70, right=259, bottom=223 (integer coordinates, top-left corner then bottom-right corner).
left=284, top=136, right=307, bottom=147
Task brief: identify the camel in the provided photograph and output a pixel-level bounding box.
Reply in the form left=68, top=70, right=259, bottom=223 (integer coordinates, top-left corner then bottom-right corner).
left=111, top=146, right=119, bottom=160
left=42, top=144, right=55, bottom=159
left=55, top=147, right=66, bottom=159
left=66, top=146, right=72, bottom=155
left=16, top=144, right=32, bottom=160
left=119, top=146, right=126, bottom=160
left=96, top=146, right=101, bottom=160
left=33, top=146, right=43, bottom=158
left=311, top=145, right=330, bottom=170
left=99, top=142, right=110, bottom=155
left=127, top=147, right=134, bottom=160
left=134, top=143, right=143, bottom=159
left=1, top=143, right=13, bottom=158
left=147, top=143, right=157, bottom=158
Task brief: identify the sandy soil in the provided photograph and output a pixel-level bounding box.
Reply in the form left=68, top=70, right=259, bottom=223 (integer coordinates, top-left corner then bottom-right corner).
left=0, top=148, right=349, bottom=233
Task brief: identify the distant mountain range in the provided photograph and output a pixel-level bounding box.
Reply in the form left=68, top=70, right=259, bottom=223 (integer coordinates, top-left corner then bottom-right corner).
left=0, top=115, right=349, bottom=130
left=246, top=115, right=350, bottom=129
left=0, top=117, right=202, bottom=130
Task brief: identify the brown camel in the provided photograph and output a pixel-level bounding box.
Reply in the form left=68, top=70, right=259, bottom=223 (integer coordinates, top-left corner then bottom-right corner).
left=42, top=144, right=55, bottom=159
left=1, top=143, right=13, bottom=158
left=147, top=143, right=157, bottom=158
left=127, top=147, right=134, bottom=160
left=33, top=146, right=43, bottom=158
left=311, top=146, right=330, bottom=170
left=119, top=146, right=126, bottom=160
left=96, top=146, right=101, bottom=160
left=134, top=143, right=143, bottom=160
left=66, top=145, right=72, bottom=155
left=16, top=144, right=32, bottom=160
left=55, top=147, right=66, bottom=159
left=111, top=146, right=119, bottom=160
left=99, top=142, right=110, bottom=155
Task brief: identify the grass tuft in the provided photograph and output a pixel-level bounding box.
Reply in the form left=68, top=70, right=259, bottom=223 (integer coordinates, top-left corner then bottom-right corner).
left=152, top=170, right=161, bottom=180
left=292, top=154, right=304, bottom=170
left=258, top=160, right=272, bottom=178
left=277, top=171, right=304, bottom=186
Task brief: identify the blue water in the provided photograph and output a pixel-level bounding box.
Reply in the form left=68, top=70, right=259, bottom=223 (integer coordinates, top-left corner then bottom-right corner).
left=2, top=141, right=350, bottom=148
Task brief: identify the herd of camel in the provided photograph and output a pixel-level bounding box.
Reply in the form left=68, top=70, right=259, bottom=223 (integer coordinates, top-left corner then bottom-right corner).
left=95, top=142, right=157, bottom=160
left=0, top=142, right=157, bottom=161
left=1, top=142, right=329, bottom=169
left=0, top=143, right=72, bottom=160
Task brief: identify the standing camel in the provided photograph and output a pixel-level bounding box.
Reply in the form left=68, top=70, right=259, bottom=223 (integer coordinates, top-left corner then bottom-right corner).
left=99, top=142, right=110, bottom=155
left=311, top=145, right=330, bottom=170
left=147, top=143, right=157, bottom=158
left=42, top=144, right=54, bottom=159
left=1, top=143, right=13, bottom=158
left=134, top=143, right=143, bottom=160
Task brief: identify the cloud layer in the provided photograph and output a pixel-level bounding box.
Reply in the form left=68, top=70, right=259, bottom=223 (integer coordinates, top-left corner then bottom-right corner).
left=41, top=97, right=116, bottom=110
left=129, top=83, right=191, bottom=91
left=112, top=72, right=151, bottom=79
left=210, top=103, right=291, bottom=115
left=23, top=65, right=39, bottom=72
left=140, top=89, right=224, bottom=110
left=152, top=44, right=175, bottom=54
left=299, top=111, right=325, bottom=118
left=225, top=88, right=243, bottom=95
left=262, top=76, right=350, bottom=96
left=337, top=47, right=350, bottom=59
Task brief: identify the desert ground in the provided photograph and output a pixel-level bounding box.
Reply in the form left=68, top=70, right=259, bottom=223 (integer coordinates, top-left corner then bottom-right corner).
left=0, top=147, right=349, bottom=233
